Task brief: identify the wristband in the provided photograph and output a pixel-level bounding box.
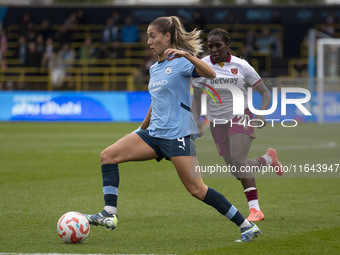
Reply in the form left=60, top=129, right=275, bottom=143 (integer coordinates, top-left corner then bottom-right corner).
left=132, top=126, right=142, bottom=133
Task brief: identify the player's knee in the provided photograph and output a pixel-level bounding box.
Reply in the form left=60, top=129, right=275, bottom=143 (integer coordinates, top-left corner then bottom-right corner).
left=188, top=186, right=205, bottom=200
left=189, top=189, right=203, bottom=200
left=230, top=155, right=246, bottom=167
left=100, top=149, right=109, bottom=163
left=231, top=171, right=241, bottom=180
left=100, top=148, right=120, bottom=164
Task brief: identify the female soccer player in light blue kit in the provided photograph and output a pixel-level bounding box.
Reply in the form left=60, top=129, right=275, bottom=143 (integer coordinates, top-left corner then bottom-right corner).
left=86, top=16, right=260, bottom=242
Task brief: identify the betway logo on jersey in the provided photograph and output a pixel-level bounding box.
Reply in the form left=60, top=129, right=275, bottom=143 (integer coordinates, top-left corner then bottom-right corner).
left=210, top=78, right=238, bottom=85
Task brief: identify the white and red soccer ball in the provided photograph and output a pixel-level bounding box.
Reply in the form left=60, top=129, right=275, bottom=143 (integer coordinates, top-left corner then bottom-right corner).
left=57, top=211, right=90, bottom=244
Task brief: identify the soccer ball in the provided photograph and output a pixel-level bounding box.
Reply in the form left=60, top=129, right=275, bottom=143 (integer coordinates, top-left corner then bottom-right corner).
left=57, top=211, right=90, bottom=244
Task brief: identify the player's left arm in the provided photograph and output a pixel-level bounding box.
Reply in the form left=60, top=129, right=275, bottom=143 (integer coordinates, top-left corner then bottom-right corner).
left=254, top=82, right=271, bottom=128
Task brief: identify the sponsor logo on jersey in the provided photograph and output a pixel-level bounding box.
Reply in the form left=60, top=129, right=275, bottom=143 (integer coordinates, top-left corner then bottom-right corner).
left=150, top=80, right=168, bottom=88
left=149, top=80, right=168, bottom=92
left=210, top=77, right=238, bottom=85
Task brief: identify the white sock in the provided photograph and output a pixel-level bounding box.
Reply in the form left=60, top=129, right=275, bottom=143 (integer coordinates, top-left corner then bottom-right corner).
left=263, top=154, right=272, bottom=165
left=104, top=206, right=116, bottom=215
left=244, top=187, right=257, bottom=192
left=239, top=219, right=251, bottom=229
left=248, top=199, right=261, bottom=211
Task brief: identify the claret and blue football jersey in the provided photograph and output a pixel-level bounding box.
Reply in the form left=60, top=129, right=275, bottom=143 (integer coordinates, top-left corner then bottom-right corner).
left=192, top=54, right=263, bottom=121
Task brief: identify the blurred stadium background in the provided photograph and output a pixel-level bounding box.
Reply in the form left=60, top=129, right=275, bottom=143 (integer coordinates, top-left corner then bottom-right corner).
left=0, top=0, right=339, bottom=122
left=0, top=1, right=340, bottom=254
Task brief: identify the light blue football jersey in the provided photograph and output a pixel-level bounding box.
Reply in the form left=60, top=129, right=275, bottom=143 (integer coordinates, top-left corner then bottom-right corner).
left=148, top=57, right=198, bottom=139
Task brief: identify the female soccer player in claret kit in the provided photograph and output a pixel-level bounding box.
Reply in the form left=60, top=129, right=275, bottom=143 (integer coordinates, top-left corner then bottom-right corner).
left=192, top=28, right=283, bottom=222
left=85, top=17, right=260, bottom=242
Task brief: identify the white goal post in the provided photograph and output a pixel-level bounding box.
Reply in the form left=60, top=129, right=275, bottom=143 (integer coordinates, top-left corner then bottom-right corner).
left=317, top=38, right=340, bottom=123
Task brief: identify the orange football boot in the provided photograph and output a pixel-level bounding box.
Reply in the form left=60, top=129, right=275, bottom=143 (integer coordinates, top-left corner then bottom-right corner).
left=266, top=148, right=283, bottom=176
left=246, top=208, right=264, bottom=222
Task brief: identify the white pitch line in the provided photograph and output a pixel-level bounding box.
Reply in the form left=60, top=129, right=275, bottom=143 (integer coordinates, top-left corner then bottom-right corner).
left=276, top=141, right=338, bottom=150
left=0, top=253, right=130, bottom=255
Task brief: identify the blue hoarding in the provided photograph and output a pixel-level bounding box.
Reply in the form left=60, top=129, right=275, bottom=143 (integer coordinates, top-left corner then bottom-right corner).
left=0, top=91, right=339, bottom=122
left=251, top=91, right=340, bottom=123
left=0, top=91, right=151, bottom=122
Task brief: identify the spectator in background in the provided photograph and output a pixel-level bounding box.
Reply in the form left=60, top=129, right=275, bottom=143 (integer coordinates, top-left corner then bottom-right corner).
left=132, top=67, right=145, bottom=89
left=242, top=30, right=257, bottom=60
left=121, top=16, right=139, bottom=43
left=15, top=35, right=27, bottom=65
left=20, top=12, right=31, bottom=36
left=0, top=28, right=7, bottom=69
left=22, top=41, right=41, bottom=90
left=102, top=17, right=119, bottom=43
left=179, top=16, right=190, bottom=31
left=270, top=11, right=282, bottom=35
left=59, top=24, right=74, bottom=46
left=225, top=10, right=238, bottom=33
left=97, top=43, right=111, bottom=60
left=270, top=10, right=282, bottom=24
left=256, top=27, right=280, bottom=58
left=64, top=12, right=78, bottom=33
left=76, top=10, right=87, bottom=25
left=40, top=19, right=54, bottom=41
left=133, top=47, right=156, bottom=89
left=41, top=37, right=54, bottom=69
left=192, top=9, right=205, bottom=32
left=56, top=42, right=75, bottom=69
left=112, top=10, right=122, bottom=25
left=143, top=48, right=155, bottom=75
left=35, top=34, right=45, bottom=62
left=6, top=80, right=15, bottom=90
left=326, top=46, right=339, bottom=79
left=51, top=42, right=75, bottom=89
left=323, top=11, right=338, bottom=36
left=25, top=41, right=41, bottom=68
left=45, top=38, right=54, bottom=57
left=79, top=37, right=96, bottom=59
left=293, top=58, right=307, bottom=78
left=110, top=40, right=125, bottom=59
left=63, top=12, right=78, bottom=45
left=25, top=22, right=36, bottom=43
left=0, top=80, right=14, bottom=91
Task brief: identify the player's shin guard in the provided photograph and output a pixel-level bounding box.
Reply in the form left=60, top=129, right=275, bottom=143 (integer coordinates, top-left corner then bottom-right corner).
left=203, top=187, right=245, bottom=226
left=102, top=164, right=119, bottom=210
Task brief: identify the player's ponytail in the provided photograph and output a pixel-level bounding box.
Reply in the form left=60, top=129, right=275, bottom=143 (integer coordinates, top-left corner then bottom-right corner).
left=149, top=16, right=203, bottom=56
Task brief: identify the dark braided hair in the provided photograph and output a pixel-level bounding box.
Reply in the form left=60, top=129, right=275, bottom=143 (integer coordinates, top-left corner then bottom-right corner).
left=208, top=28, right=231, bottom=46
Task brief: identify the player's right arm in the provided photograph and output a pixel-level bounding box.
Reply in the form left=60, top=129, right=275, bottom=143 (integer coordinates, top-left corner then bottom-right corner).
left=132, top=105, right=151, bottom=133
left=191, top=86, right=204, bottom=137
left=140, top=105, right=152, bottom=130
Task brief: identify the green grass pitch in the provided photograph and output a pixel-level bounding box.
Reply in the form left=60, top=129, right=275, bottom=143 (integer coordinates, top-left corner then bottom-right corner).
left=0, top=122, right=339, bottom=254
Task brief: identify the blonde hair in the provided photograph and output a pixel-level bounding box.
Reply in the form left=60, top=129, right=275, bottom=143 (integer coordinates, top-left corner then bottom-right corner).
left=149, top=16, right=202, bottom=56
